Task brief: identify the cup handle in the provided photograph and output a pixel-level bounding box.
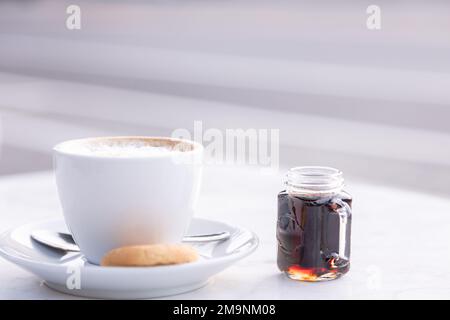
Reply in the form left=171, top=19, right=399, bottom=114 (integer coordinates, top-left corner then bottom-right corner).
left=331, top=198, right=352, bottom=260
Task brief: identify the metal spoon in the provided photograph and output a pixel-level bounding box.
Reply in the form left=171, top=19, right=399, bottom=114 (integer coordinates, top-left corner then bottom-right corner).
left=31, top=229, right=230, bottom=252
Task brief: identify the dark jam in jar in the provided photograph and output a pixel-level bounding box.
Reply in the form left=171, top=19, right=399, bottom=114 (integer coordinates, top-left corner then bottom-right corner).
left=277, top=167, right=352, bottom=281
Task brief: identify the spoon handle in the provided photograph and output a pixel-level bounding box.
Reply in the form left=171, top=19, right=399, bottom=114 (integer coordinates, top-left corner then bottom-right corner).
left=31, top=230, right=231, bottom=253
left=182, top=231, right=230, bottom=243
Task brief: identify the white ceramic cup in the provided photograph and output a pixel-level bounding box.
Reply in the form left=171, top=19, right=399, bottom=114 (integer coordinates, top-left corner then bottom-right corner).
left=53, top=136, right=203, bottom=265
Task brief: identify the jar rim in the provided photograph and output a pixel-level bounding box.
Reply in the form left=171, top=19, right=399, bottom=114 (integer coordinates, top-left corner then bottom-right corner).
left=285, top=166, right=344, bottom=194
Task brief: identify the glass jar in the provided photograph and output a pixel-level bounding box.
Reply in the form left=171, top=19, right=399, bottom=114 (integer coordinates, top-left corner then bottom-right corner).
left=277, top=166, right=352, bottom=281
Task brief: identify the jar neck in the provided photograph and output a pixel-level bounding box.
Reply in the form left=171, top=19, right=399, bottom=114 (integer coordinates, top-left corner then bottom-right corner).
left=285, top=166, right=344, bottom=197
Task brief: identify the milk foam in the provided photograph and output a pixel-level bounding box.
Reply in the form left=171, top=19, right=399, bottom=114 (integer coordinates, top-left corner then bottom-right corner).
left=65, top=140, right=176, bottom=157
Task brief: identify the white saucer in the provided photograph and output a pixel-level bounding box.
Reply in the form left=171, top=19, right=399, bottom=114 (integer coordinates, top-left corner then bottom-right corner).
left=0, top=218, right=258, bottom=299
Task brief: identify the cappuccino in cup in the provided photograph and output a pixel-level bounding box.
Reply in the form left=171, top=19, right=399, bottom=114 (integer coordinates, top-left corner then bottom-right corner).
left=59, top=138, right=186, bottom=157
left=54, top=136, right=203, bottom=265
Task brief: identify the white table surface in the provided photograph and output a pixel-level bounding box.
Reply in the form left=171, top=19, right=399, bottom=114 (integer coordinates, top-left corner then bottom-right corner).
left=1, top=165, right=450, bottom=299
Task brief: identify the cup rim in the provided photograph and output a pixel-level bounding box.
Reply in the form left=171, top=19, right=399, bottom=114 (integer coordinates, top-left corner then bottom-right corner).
left=53, top=136, right=203, bottom=159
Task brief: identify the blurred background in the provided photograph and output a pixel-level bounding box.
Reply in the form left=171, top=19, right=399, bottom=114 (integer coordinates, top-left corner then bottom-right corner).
left=1, top=0, right=450, bottom=195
